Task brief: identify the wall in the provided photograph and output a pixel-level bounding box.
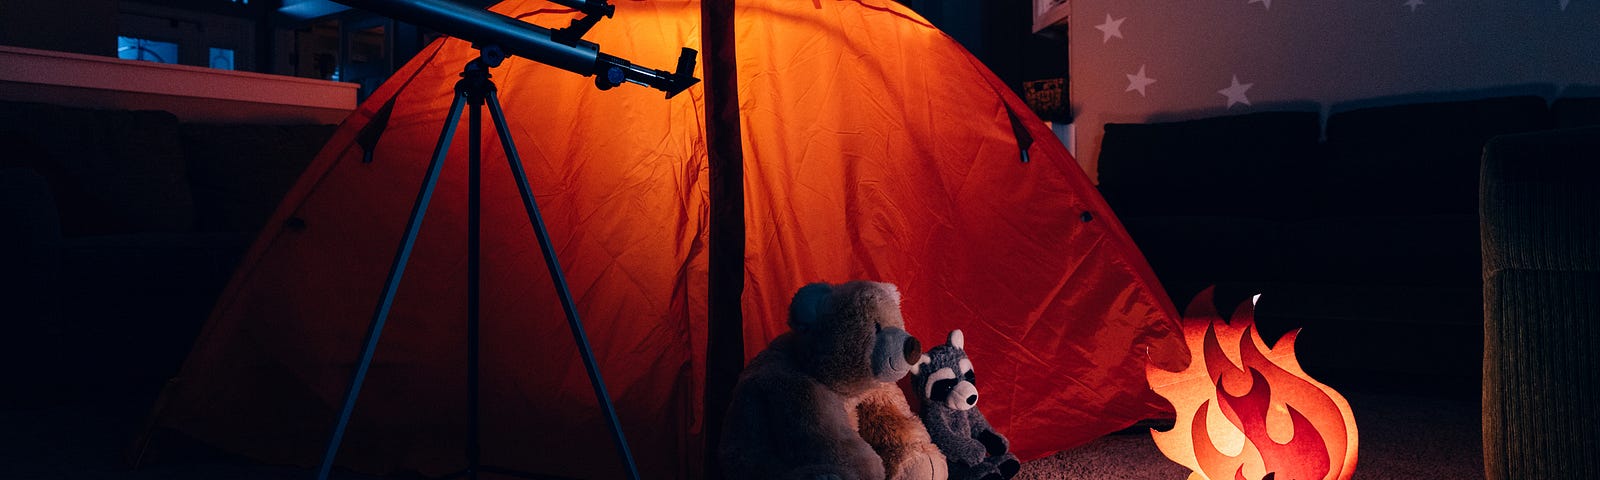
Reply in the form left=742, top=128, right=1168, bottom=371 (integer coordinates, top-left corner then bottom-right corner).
left=0, top=0, right=119, bottom=56
left=1068, top=0, right=1600, bottom=183
left=119, top=1, right=257, bottom=70
left=912, top=0, right=1072, bottom=125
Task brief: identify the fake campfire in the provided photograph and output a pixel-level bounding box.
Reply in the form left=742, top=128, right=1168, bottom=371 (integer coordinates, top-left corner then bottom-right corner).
left=1148, top=289, right=1358, bottom=480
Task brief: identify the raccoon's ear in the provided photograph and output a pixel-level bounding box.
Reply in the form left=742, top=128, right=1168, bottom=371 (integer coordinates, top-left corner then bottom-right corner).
left=789, top=283, right=832, bottom=332
left=915, top=354, right=932, bottom=373
left=948, top=329, right=965, bottom=350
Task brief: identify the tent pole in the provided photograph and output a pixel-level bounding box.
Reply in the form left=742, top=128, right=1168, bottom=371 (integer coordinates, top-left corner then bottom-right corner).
left=315, top=75, right=467, bottom=480
left=466, top=64, right=485, bottom=480
left=702, top=0, right=745, bottom=476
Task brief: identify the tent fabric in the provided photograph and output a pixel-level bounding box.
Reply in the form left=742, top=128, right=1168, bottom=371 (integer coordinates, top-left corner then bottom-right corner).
left=143, top=0, right=1188, bottom=478
left=733, top=0, right=1187, bottom=462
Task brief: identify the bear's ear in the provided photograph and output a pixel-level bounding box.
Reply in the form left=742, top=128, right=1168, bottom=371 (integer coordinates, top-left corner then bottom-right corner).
left=788, top=283, right=832, bottom=332
left=880, top=282, right=902, bottom=307
left=948, top=329, right=965, bottom=350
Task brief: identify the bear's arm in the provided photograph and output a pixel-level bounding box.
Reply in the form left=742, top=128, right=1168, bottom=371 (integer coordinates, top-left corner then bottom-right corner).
left=853, top=383, right=947, bottom=480
left=965, top=409, right=1008, bottom=457
left=722, top=370, right=885, bottom=480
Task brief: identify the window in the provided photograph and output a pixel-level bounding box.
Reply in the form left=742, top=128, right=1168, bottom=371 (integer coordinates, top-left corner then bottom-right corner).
left=210, top=47, right=235, bottom=70
left=117, top=36, right=179, bottom=64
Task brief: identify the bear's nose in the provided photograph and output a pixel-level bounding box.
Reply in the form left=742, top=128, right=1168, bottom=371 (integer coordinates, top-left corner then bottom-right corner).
left=966, top=394, right=978, bottom=406
left=902, top=336, right=921, bottom=365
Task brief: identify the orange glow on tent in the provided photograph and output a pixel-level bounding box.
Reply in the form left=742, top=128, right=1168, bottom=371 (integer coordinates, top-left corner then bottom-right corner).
left=1148, top=289, right=1358, bottom=480
left=141, top=1, right=1188, bottom=478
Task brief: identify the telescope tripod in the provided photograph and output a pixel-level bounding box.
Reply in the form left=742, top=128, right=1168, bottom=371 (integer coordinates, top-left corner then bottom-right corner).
left=316, top=46, right=641, bottom=480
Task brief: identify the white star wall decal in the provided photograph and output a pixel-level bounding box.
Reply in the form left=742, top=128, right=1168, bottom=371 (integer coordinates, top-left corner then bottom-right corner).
left=1249, top=0, right=1273, bottom=9
left=1405, top=0, right=1424, bottom=11
left=1095, top=14, right=1126, bottom=43
left=1560, top=0, right=1570, bottom=10
left=1126, top=65, right=1156, bottom=97
left=1219, top=75, right=1254, bottom=108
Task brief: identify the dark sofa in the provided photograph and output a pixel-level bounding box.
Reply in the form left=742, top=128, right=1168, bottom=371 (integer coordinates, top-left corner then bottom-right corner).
left=0, top=101, right=335, bottom=405
left=1096, top=94, right=1600, bottom=394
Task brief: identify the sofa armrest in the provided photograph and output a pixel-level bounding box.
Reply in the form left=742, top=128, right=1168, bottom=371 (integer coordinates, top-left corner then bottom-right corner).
left=1481, top=126, right=1600, bottom=273
left=1480, top=125, right=1600, bottom=479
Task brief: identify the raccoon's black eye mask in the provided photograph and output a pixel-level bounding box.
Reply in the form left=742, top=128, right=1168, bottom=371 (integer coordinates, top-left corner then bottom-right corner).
left=931, top=378, right=958, bottom=401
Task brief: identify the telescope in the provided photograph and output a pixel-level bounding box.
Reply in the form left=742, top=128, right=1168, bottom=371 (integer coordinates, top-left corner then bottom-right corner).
left=314, top=2, right=697, bottom=480
left=331, top=0, right=699, bottom=97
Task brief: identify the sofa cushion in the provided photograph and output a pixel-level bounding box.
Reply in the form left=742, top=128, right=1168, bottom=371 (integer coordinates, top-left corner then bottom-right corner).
left=0, top=168, right=65, bottom=405
left=1253, top=282, right=1482, bottom=392
left=1279, top=214, right=1481, bottom=287
left=0, top=167, right=62, bottom=326
left=0, top=102, right=195, bottom=235
left=56, top=232, right=250, bottom=320
left=1322, top=96, right=1550, bottom=217
left=180, top=123, right=336, bottom=233
left=1120, top=215, right=1283, bottom=288
left=54, top=232, right=253, bottom=390
left=1552, top=97, right=1600, bottom=129
left=1098, top=111, right=1322, bottom=220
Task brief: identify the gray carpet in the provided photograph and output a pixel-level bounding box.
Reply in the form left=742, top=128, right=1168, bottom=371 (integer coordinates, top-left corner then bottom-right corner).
left=2, top=391, right=1477, bottom=479
left=1017, top=392, right=1482, bottom=480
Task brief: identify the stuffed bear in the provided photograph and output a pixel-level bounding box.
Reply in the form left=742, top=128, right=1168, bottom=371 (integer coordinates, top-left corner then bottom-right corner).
left=911, top=330, right=1020, bottom=480
left=720, top=281, right=948, bottom=480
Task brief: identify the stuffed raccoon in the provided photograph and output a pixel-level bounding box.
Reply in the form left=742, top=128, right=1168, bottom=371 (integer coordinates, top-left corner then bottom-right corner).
left=912, top=330, right=1020, bottom=480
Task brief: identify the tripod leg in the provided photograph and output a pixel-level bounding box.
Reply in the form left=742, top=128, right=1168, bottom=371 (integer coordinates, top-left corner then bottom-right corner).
left=484, top=91, right=642, bottom=480
left=316, top=91, right=469, bottom=480
left=466, top=91, right=483, bottom=480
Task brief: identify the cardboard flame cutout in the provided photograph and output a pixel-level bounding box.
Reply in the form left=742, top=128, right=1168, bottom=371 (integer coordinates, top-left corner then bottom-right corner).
left=1147, top=289, right=1358, bottom=480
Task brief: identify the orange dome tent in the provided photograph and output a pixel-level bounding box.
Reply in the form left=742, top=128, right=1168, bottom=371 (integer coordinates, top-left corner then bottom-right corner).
left=141, top=0, right=1189, bottom=478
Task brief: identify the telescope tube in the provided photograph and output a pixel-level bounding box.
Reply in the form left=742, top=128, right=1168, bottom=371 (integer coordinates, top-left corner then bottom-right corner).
left=331, top=0, right=601, bottom=75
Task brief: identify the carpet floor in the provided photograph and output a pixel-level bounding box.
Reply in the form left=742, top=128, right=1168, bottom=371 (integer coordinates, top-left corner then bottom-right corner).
left=1, top=390, right=1478, bottom=479
left=1016, top=391, right=1482, bottom=479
